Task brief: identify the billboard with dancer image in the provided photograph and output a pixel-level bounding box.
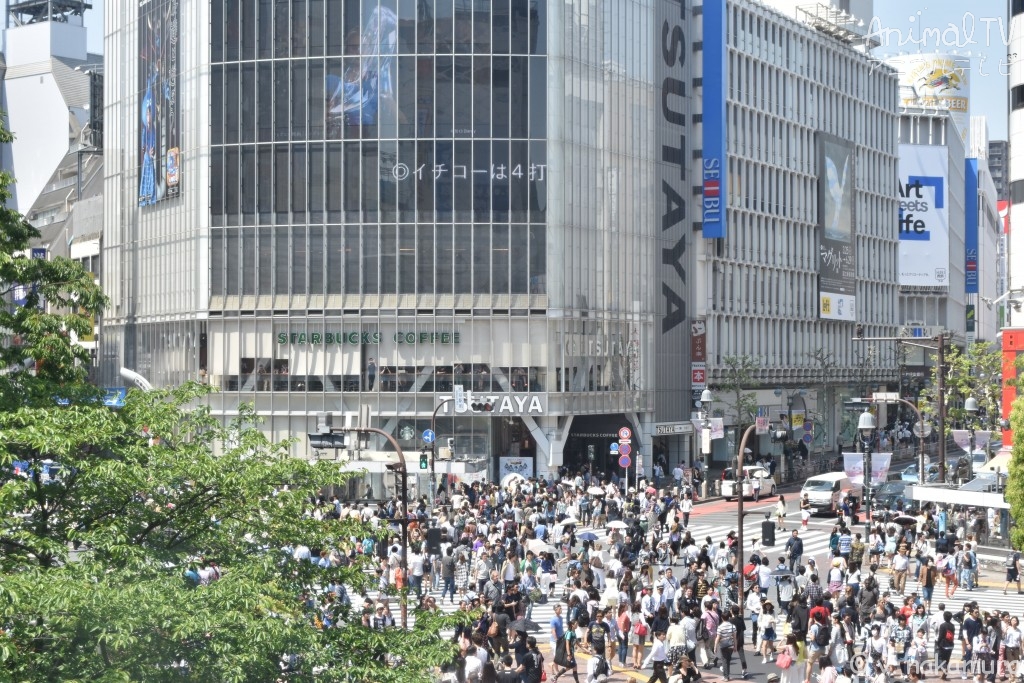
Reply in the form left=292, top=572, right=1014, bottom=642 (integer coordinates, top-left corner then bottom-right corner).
left=138, top=0, right=180, bottom=206
left=326, top=5, right=397, bottom=132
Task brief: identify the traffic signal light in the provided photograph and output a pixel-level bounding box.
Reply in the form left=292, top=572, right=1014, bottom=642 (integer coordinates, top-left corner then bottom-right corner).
left=419, top=450, right=429, bottom=470
left=470, top=401, right=493, bottom=412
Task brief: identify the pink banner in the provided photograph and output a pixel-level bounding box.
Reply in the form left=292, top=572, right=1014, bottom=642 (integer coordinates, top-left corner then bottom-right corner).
left=842, top=452, right=892, bottom=485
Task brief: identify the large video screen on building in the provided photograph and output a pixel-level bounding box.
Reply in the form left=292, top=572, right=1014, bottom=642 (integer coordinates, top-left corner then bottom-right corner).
left=138, top=0, right=180, bottom=207
left=817, top=133, right=856, bottom=321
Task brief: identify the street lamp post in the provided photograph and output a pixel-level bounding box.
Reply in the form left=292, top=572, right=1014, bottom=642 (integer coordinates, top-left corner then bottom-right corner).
left=735, top=424, right=757, bottom=615
left=332, top=426, right=412, bottom=630
left=965, top=396, right=979, bottom=484
left=858, top=410, right=877, bottom=541
left=700, top=389, right=713, bottom=499
left=429, top=398, right=454, bottom=510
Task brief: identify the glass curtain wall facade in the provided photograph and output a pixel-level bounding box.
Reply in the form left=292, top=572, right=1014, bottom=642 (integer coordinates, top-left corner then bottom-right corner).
left=103, top=0, right=681, bottom=475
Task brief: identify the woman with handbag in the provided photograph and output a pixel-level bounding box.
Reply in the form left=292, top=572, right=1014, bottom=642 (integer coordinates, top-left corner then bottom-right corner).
left=778, top=634, right=801, bottom=683
left=630, top=601, right=650, bottom=670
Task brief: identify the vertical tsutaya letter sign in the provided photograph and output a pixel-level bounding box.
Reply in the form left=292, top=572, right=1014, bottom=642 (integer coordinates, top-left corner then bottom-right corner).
left=964, top=158, right=979, bottom=294
left=138, top=0, right=181, bottom=207
left=701, top=0, right=727, bottom=239
left=898, top=144, right=949, bottom=287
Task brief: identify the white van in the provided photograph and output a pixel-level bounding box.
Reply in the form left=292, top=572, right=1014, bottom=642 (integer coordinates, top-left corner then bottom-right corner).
left=800, top=473, right=861, bottom=515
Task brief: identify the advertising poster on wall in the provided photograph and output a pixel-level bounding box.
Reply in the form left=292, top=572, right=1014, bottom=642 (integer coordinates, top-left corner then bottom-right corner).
left=498, top=456, right=534, bottom=483
left=898, top=145, right=949, bottom=287
left=138, top=0, right=180, bottom=206
left=326, top=6, right=397, bottom=129
left=889, top=54, right=970, bottom=144
left=817, top=134, right=856, bottom=321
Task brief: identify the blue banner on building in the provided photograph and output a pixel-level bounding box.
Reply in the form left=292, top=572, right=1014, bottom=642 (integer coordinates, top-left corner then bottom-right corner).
left=965, top=158, right=979, bottom=294
left=701, top=0, right=727, bottom=239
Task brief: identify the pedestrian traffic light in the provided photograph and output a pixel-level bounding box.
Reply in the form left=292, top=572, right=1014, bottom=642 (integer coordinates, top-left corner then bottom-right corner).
left=419, top=450, right=429, bottom=470
left=470, top=401, right=493, bottom=412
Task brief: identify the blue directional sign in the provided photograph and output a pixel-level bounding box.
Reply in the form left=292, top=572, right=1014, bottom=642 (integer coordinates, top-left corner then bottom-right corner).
left=610, top=443, right=620, bottom=454
left=422, top=429, right=436, bottom=444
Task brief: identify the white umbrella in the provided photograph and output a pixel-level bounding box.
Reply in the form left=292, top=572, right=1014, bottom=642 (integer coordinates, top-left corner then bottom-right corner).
left=527, top=538, right=555, bottom=554
left=587, top=486, right=605, bottom=496
left=743, top=448, right=753, bottom=454
left=606, top=520, right=628, bottom=530
left=560, top=516, right=580, bottom=526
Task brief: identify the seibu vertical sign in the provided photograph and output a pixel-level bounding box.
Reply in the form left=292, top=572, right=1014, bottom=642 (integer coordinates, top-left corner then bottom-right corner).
left=701, top=0, right=727, bottom=238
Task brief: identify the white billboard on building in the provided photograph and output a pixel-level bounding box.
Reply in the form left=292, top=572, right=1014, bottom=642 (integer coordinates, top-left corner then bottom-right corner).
left=888, top=54, right=970, bottom=144
left=898, top=144, right=949, bottom=287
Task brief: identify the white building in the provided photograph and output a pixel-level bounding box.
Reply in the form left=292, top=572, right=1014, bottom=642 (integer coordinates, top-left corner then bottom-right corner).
left=966, top=116, right=1003, bottom=345
left=693, top=0, right=900, bottom=464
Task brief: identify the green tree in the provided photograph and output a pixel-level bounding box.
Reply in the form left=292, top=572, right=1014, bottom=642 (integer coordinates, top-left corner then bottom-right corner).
left=918, top=341, right=1003, bottom=433
left=0, top=385, right=467, bottom=682
left=0, top=124, right=465, bottom=680
left=0, top=119, right=106, bottom=411
left=714, top=355, right=759, bottom=428
left=1006, top=395, right=1024, bottom=551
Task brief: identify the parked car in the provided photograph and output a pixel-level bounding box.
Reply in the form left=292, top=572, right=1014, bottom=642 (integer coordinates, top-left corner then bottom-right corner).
left=899, top=463, right=939, bottom=484
left=720, top=466, right=777, bottom=500
left=871, top=480, right=917, bottom=513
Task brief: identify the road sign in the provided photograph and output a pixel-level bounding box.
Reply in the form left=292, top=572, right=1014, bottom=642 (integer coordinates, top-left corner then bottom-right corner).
left=802, top=432, right=813, bottom=445
left=618, top=443, right=632, bottom=456
left=422, top=429, right=436, bottom=443
left=618, top=427, right=632, bottom=440
left=618, top=454, right=632, bottom=469
left=610, top=443, right=620, bottom=453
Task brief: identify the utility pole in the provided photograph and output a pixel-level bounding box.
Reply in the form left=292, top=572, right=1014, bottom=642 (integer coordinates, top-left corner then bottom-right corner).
left=936, top=333, right=947, bottom=483
left=429, top=398, right=454, bottom=510
left=735, top=424, right=757, bottom=614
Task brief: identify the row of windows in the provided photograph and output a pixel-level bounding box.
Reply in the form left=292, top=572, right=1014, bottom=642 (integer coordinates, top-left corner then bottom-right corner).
left=709, top=302, right=897, bottom=371
left=209, top=224, right=547, bottom=296
left=729, top=4, right=896, bottom=115
left=712, top=217, right=897, bottom=310
left=210, top=141, right=548, bottom=226
left=212, top=0, right=546, bottom=63
left=728, top=104, right=897, bottom=200
left=210, top=56, right=545, bottom=144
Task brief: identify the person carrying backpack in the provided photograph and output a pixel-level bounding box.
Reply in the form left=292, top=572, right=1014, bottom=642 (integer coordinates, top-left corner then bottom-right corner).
left=805, top=614, right=829, bottom=682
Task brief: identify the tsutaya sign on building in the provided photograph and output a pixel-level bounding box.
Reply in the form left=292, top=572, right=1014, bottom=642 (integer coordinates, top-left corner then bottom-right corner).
left=438, top=392, right=545, bottom=415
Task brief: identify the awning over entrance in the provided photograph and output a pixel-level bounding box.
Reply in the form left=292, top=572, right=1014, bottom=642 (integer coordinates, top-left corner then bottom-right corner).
left=907, top=483, right=1009, bottom=510
left=977, top=447, right=1012, bottom=474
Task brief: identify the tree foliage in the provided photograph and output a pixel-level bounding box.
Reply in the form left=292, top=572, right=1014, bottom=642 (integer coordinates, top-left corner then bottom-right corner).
left=0, top=384, right=466, bottom=682
left=1006, top=396, right=1024, bottom=551
left=714, top=355, right=759, bottom=427
left=918, top=341, right=1003, bottom=432
left=0, top=126, right=463, bottom=681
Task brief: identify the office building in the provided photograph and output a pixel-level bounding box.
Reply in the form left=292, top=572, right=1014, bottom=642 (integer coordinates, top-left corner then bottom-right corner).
left=101, top=0, right=705, bottom=491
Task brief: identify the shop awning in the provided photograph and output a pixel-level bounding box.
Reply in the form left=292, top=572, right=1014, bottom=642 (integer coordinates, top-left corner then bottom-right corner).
left=977, top=448, right=1012, bottom=474
left=907, top=483, right=1009, bottom=510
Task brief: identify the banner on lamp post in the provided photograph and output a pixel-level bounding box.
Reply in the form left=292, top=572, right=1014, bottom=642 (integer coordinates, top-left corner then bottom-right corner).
left=842, top=452, right=893, bottom=485
left=755, top=406, right=769, bottom=435
left=709, top=418, right=725, bottom=440
left=951, top=429, right=972, bottom=453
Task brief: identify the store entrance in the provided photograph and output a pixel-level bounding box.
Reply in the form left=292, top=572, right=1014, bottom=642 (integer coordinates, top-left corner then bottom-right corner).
left=563, top=414, right=636, bottom=479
